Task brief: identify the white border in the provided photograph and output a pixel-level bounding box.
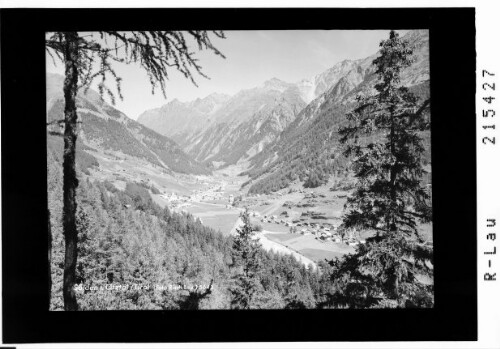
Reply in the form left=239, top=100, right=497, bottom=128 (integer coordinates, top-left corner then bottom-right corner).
left=477, top=1, right=500, bottom=349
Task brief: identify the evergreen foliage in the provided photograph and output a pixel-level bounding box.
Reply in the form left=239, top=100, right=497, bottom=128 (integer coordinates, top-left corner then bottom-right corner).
left=229, top=210, right=263, bottom=309
left=324, top=30, right=433, bottom=308
left=46, top=30, right=226, bottom=310
left=47, top=151, right=325, bottom=310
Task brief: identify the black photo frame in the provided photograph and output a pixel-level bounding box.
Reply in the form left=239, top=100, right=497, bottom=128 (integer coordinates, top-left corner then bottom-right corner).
left=1, top=7, right=476, bottom=343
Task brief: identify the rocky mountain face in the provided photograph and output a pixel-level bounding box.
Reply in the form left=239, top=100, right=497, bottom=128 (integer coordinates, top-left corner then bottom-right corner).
left=139, top=78, right=307, bottom=167
left=296, top=59, right=365, bottom=104
left=46, top=73, right=211, bottom=176
left=137, top=65, right=364, bottom=168
left=244, top=30, right=431, bottom=193
left=136, top=92, right=230, bottom=144
left=136, top=30, right=430, bottom=180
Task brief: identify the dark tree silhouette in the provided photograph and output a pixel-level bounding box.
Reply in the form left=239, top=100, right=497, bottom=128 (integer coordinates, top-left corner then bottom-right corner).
left=229, top=210, right=263, bottom=309
left=45, top=31, right=225, bottom=310
left=328, top=30, right=433, bottom=308
left=47, top=208, right=52, bottom=309
left=177, top=279, right=214, bottom=310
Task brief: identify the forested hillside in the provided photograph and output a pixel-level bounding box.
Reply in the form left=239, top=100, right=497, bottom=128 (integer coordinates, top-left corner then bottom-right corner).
left=45, top=29, right=434, bottom=312
left=236, top=30, right=431, bottom=194
left=47, top=140, right=332, bottom=310
left=244, top=81, right=431, bottom=194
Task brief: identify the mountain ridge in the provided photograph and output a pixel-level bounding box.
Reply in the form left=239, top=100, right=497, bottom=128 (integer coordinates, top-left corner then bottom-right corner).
left=244, top=30, right=431, bottom=193
left=136, top=30, right=430, bottom=175
left=46, top=73, right=211, bottom=176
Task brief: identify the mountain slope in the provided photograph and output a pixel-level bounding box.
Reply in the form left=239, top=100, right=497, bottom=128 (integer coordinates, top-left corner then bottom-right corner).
left=185, top=81, right=306, bottom=166
left=136, top=93, right=230, bottom=144
left=295, top=59, right=365, bottom=104
left=244, top=30, right=431, bottom=194
left=136, top=30, right=430, bottom=176
left=46, top=73, right=211, bottom=176
left=139, top=78, right=307, bottom=167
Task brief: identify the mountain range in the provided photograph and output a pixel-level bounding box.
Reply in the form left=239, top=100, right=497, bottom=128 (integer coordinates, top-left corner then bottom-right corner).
left=47, top=30, right=430, bottom=192
left=136, top=30, right=431, bottom=192
left=243, top=29, right=431, bottom=193
left=137, top=55, right=382, bottom=168
left=138, top=30, right=429, bottom=174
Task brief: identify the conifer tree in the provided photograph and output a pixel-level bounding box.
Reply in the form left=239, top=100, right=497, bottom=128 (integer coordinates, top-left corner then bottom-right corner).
left=45, top=31, right=225, bottom=310
left=229, top=210, right=263, bottom=309
left=329, top=30, right=433, bottom=308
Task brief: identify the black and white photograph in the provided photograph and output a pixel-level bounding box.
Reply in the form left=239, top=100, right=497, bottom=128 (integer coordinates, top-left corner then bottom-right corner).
left=2, top=5, right=483, bottom=345
left=45, top=29, right=433, bottom=311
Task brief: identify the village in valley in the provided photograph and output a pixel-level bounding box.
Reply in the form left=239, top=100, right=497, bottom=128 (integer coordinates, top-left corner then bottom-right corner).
left=152, top=180, right=369, bottom=268
left=152, top=175, right=362, bottom=262
left=87, top=144, right=432, bottom=270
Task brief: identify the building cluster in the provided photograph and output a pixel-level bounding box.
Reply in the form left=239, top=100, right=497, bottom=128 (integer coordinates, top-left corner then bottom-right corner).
left=259, top=213, right=366, bottom=246
left=160, top=192, right=191, bottom=210
left=189, top=185, right=225, bottom=202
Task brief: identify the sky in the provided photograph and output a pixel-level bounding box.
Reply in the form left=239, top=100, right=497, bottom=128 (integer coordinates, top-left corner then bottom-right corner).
left=46, top=30, right=408, bottom=120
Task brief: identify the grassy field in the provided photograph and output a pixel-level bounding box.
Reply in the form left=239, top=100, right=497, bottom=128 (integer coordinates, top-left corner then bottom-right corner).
left=263, top=233, right=297, bottom=243
left=252, top=219, right=291, bottom=233
left=184, top=202, right=240, bottom=236
left=263, top=231, right=355, bottom=263
left=198, top=214, right=240, bottom=236
left=92, top=151, right=433, bottom=262
left=299, top=248, right=346, bottom=261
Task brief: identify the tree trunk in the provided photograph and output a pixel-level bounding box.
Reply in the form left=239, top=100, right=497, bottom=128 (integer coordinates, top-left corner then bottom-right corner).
left=389, top=108, right=397, bottom=234
left=62, top=32, right=80, bottom=311
left=48, top=208, right=52, bottom=310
